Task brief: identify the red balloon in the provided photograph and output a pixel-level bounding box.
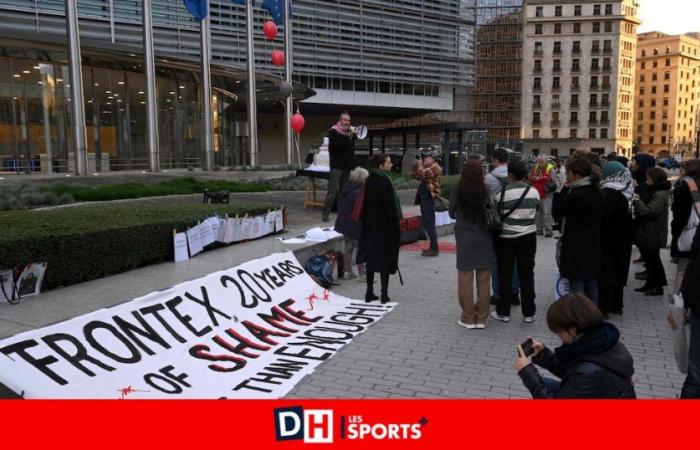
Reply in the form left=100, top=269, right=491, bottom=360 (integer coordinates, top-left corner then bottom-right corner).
left=271, top=49, right=285, bottom=66
left=263, top=21, right=278, bottom=40
left=290, top=113, right=305, bottom=133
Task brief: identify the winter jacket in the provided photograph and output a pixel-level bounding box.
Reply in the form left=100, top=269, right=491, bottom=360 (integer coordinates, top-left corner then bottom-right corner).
left=412, top=161, right=443, bottom=202
left=681, top=228, right=700, bottom=316
left=634, top=182, right=671, bottom=249
left=328, top=128, right=356, bottom=170
left=601, top=187, right=634, bottom=286
left=528, top=163, right=556, bottom=197
left=518, top=323, right=636, bottom=399
left=552, top=184, right=605, bottom=280
left=671, top=176, right=700, bottom=258
left=358, top=172, right=401, bottom=274
left=334, top=182, right=363, bottom=241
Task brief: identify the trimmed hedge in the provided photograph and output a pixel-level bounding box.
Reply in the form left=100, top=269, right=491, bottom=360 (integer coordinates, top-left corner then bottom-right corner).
left=0, top=203, right=275, bottom=291
left=44, top=177, right=270, bottom=202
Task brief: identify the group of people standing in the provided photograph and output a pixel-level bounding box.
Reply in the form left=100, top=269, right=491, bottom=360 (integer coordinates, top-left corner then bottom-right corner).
left=321, top=111, right=700, bottom=398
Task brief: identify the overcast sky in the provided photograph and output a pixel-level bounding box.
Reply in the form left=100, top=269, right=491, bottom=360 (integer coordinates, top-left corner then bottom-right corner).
left=637, top=0, right=700, bottom=34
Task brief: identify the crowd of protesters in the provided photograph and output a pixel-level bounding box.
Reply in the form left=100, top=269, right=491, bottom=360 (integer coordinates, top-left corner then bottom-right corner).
left=321, top=112, right=700, bottom=399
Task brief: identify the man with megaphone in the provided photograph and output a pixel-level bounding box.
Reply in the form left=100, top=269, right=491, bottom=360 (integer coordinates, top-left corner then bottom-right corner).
left=322, top=112, right=357, bottom=222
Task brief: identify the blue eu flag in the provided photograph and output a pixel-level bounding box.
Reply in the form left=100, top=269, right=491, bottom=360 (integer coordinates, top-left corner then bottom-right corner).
left=261, top=0, right=285, bottom=25
left=183, top=0, right=208, bottom=21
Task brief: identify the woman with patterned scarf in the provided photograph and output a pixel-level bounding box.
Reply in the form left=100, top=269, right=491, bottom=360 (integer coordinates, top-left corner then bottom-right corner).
left=598, top=161, right=635, bottom=315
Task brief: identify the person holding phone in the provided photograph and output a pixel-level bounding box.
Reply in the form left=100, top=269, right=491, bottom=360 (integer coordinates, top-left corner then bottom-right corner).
left=513, top=293, right=636, bottom=399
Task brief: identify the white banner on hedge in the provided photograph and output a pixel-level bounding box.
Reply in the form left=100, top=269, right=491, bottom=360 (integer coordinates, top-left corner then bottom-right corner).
left=0, top=252, right=394, bottom=399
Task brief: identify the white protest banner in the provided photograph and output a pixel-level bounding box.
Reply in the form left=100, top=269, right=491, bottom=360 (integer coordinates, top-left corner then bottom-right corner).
left=0, top=252, right=394, bottom=399
left=207, top=217, right=220, bottom=242
left=251, top=215, right=263, bottom=239
left=199, top=220, right=215, bottom=247
left=230, top=217, right=242, bottom=242
left=186, top=226, right=204, bottom=256
left=173, top=232, right=190, bottom=263
left=240, top=217, right=253, bottom=241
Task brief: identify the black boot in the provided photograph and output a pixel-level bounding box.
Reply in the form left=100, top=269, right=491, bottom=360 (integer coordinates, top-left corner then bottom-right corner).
left=380, top=272, right=390, bottom=304
left=365, top=271, right=378, bottom=302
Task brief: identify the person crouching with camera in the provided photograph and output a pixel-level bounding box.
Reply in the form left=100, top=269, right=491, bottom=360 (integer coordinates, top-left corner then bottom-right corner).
left=514, top=294, right=636, bottom=399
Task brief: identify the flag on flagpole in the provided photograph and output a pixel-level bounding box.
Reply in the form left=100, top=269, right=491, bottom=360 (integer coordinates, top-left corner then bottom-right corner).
left=183, top=0, right=208, bottom=21
left=261, top=0, right=285, bottom=25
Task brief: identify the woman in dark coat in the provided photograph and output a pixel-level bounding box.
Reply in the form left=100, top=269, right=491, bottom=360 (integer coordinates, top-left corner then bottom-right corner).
left=598, top=161, right=635, bottom=315
left=515, top=294, right=636, bottom=399
left=633, top=167, right=671, bottom=296
left=448, top=160, right=494, bottom=329
left=358, top=154, right=401, bottom=303
left=671, top=159, right=700, bottom=292
left=552, top=158, right=605, bottom=304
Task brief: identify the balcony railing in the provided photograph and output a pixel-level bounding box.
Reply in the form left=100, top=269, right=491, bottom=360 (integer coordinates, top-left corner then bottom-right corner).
left=590, top=66, right=601, bottom=73
left=552, top=85, right=561, bottom=91
left=533, top=119, right=541, bottom=125
left=601, top=101, right=611, bottom=107
left=551, top=102, right=561, bottom=109
left=534, top=49, right=544, bottom=55
left=591, top=48, right=601, bottom=54
left=553, top=48, right=562, bottom=55
left=553, top=67, right=562, bottom=73
left=602, top=65, right=612, bottom=73
left=534, top=67, right=542, bottom=74
left=570, top=101, right=580, bottom=107
left=603, top=48, right=613, bottom=54
left=571, top=84, right=581, bottom=91
left=533, top=85, right=543, bottom=92
left=601, top=83, right=611, bottom=90
left=533, top=102, right=542, bottom=108
left=590, top=83, right=600, bottom=90
left=572, top=48, right=581, bottom=54
left=551, top=120, right=561, bottom=126
left=571, top=66, right=581, bottom=73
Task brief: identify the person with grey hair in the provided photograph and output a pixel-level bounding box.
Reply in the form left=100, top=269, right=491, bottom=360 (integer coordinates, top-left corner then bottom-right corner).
left=334, top=166, right=369, bottom=280
left=528, top=155, right=556, bottom=237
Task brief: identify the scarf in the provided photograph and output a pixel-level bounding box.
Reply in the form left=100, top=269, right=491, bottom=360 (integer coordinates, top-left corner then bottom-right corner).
left=371, top=168, right=403, bottom=220
left=332, top=121, right=353, bottom=138
left=603, top=168, right=635, bottom=214
left=570, top=176, right=592, bottom=190
left=554, top=323, right=620, bottom=367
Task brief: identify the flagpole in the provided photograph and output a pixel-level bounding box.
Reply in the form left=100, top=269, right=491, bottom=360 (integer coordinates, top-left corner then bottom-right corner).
left=283, top=0, right=294, bottom=166
left=143, top=0, right=160, bottom=172
left=246, top=0, right=259, bottom=167
left=201, top=2, right=214, bottom=171
left=65, top=0, right=88, bottom=175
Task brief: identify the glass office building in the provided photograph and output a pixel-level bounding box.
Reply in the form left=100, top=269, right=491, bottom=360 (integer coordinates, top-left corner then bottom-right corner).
left=0, top=1, right=474, bottom=171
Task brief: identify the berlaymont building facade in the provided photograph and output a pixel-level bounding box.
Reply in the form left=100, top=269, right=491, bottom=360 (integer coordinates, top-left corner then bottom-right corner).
left=0, top=0, right=475, bottom=172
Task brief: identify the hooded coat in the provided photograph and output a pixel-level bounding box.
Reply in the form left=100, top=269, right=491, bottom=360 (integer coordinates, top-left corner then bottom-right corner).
left=518, top=323, right=636, bottom=399
left=635, top=182, right=671, bottom=249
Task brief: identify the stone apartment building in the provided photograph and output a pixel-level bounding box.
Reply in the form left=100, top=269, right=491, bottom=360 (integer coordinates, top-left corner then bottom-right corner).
left=520, top=0, right=640, bottom=157
left=634, top=31, right=700, bottom=157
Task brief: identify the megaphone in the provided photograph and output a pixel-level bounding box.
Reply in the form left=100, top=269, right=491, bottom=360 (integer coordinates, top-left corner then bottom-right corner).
left=350, top=125, right=368, bottom=139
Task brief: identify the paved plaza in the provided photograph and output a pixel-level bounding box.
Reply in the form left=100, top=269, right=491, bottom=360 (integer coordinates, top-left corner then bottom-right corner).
left=0, top=190, right=687, bottom=399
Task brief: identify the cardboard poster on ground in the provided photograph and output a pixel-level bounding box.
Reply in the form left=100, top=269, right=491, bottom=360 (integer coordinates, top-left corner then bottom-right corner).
left=173, top=232, right=190, bottom=263
left=199, top=220, right=215, bottom=247
left=186, top=226, right=204, bottom=256
left=0, top=252, right=394, bottom=399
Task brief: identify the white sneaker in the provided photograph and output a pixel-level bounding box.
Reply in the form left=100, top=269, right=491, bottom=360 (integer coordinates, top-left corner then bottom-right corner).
left=490, top=311, right=510, bottom=323
left=457, top=320, right=476, bottom=330
left=474, top=324, right=486, bottom=329
left=523, top=316, right=535, bottom=323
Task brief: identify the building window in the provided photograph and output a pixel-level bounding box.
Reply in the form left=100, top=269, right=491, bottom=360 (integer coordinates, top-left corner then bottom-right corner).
left=651, top=99, right=657, bottom=107
left=666, top=58, right=671, bottom=66
left=590, top=129, right=597, bottom=139
left=536, top=6, right=543, bottom=17
left=572, top=76, right=580, bottom=89
left=573, top=41, right=581, bottom=53
left=535, top=42, right=543, bottom=54
left=663, top=97, right=669, bottom=106
left=590, top=94, right=598, bottom=106
left=605, top=4, right=613, bottom=15
left=639, top=99, right=644, bottom=107
left=665, top=71, right=670, bottom=80
left=640, top=87, right=645, bottom=95
left=534, top=59, right=542, bottom=72
left=573, top=23, right=581, bottom=34
left=555, top=5, right=562, bottom=16
left=642, top=50, right=646, bottom=57
left=649, top=136, right=655, bottom=144
left=574, top=5, right=582, bottom=16
left=552, top=129, right=559, bottom=138
left=553, top=77, right=561, bottom=89
left=600, top=128, right=608, bottom=139
left=594, top=4, right=601, bottom=15
left=590, top=111, right=597, bottom=123
left=534, top=94, right=541, bottom=107
left=534, top=77, right=542, bottom=89
left=652, top=73, right=657, bottom=81
left=604, top=22, right=612, bottom=33
left=572, top=58, right=580, bottom=72
left=640, top=74, right=645, bottom=82
left=533, top=130, right=540, bottom=139
left=664, top=84, right=670, bottom=93
left=601, top=111, right=609, bottom=123
left=570, top=111, right=579, bottom=123
left=641, top=61, right=646, bottom=69
left=593, top=22, right=601, bottom=33
left=533, top=112, right=541, bottom=125
left=535, top=24, right=543, bottom=34
left=603, top=40, right=612, bottom=53
left=651, top=86, right=657, bottom=94
left=570, top=129, right=577, bottom=138
left=553, top=60, right=561, bottom=72
left=638, top=112, right=643, bottom=120
left=650, top=111, right=656, bottom=120
left=554, top=41, right=562, bottom=54
left=554, top=23, right=562, bottom=34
